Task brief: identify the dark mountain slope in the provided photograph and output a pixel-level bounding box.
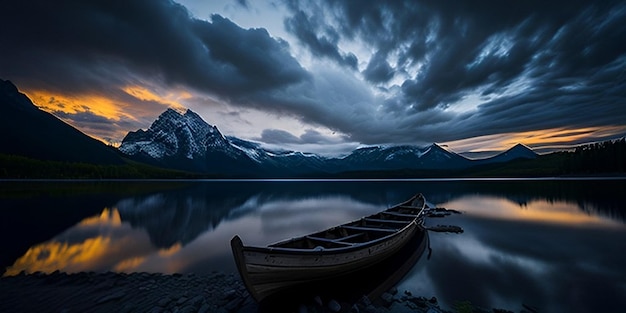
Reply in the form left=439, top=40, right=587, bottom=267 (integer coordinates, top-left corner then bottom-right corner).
left=0, top=79, right=124, bottom=165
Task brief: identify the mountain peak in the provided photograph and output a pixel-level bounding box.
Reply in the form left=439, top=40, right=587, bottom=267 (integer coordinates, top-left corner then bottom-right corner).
left=476, top=143, right=537, bottom=164
left=0, top=78, right=39, bottom=112
left=1, top=79, right=18, bottom=93
left=120, top=107, right=234, bottom=163
left=508, top=143, right=537, bottom=155
left=430, top=143, right=446, bottom=150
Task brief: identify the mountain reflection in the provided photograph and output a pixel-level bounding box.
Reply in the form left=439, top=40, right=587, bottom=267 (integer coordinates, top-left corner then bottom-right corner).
left=3, top=179, right=625, bottom=279
left=5, top=208, right=154, bottom=275
left=3, top=179, right=625, bottom=312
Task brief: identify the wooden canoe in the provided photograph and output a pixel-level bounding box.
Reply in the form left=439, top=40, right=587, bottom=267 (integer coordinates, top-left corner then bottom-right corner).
left=231, top=193, right=426, bottom=302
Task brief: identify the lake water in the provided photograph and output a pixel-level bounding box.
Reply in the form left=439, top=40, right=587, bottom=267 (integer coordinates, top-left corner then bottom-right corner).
left=1, top=179, right=625, bottom=312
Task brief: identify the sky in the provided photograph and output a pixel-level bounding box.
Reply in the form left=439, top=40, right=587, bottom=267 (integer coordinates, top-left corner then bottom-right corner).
left=1, top=0, right=626, bottom=156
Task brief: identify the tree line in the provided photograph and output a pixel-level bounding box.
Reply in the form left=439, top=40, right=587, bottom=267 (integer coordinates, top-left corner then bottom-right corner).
left=0, top=154, right=199, bottom=179
left=1, top=138, right=624, bottom=178
left=561, top=138, right=626, bottom=174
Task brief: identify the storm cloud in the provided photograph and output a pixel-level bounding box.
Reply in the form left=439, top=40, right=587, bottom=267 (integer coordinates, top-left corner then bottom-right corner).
left=0, top=0, right=308, bottom=97
left=1, top=0, right=625, bottom=152
left=260, top=128, right=340, bottom=145
left=284, top=0, right=626, bottom=144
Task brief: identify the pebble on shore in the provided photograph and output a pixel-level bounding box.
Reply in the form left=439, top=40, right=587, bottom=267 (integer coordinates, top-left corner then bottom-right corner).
left=0, top=271, right=493, bottom=313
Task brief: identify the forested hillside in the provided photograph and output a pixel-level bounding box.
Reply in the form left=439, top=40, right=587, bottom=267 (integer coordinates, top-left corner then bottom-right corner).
left=561, top=138, right=626, bottom=174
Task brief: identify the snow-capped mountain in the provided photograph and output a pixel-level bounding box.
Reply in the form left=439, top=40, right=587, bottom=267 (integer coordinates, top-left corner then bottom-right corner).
left=120, top=108, right=259, bottom=174
left=334, top=143, right=472, bottom=171
left=120, top=108, right=230, bottom=159
left=119, top=108, right=538, bottom=176
left=119, top=108, right=331, bottom=175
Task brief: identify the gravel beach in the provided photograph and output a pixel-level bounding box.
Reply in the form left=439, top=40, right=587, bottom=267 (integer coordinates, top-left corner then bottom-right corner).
left=0, top=271, right=457, bottom=313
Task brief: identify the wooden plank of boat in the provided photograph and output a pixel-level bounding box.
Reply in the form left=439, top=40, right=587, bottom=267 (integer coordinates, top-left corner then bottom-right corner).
left=230, top=193, right=426, bottom=303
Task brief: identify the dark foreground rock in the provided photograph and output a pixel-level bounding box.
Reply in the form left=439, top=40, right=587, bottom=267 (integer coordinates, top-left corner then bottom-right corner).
left=0, top=271, right=256, bottom=313
left=0, top=271, right=507, bottom=312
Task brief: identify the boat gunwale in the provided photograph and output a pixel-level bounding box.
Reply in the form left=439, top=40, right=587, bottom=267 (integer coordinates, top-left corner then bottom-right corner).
left=230, top=193, right=427, bottom=303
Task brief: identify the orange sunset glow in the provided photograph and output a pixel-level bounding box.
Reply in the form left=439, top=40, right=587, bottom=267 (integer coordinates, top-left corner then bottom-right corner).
left=2, top=208, right=176, bottom=276
left=443, top=126, right=626, bottom=154
left=20, top=84, right=626, bottom=154
left=2, top=0, right=624, bottom=157
left=21, top=85, right=195, bottom=145
left=1, top=1, right=625, bottom=312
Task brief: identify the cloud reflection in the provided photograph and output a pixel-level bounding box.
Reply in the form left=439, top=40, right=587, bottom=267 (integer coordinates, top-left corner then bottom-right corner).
left=257, top=196, right=383, bottom=239
left=3, top=180, right=625, bottom=313
left=398, top=195, right=626, bottom=312
left=444, top=196, right=623, bottom=227
left=4, top=208, right=153, bottom=276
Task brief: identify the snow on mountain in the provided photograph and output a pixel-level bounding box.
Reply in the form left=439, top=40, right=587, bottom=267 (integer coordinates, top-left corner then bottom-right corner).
left=337, top=143, right=471, bottom=171
left=226, top=136, right=270, bottom=163
left=120, top=108, right=230, bottom=160
left=118, top=108, right=538, bottom=175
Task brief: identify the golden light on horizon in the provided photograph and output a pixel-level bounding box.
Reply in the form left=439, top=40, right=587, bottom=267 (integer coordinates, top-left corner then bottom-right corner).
left=16, top=85, right=625, bottom=154
left=444, top=126, right=626, bottom=153
left=27, top=90, right=133, bottom=121
left=20, top=84, right=196, bottom=145
left=121, top=85, right=189, bottom=110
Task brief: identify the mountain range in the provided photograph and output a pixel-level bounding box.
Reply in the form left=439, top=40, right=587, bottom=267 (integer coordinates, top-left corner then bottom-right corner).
left=1, top=78, right=538, bottom=177
left=118, top=107, right=537, bottom=176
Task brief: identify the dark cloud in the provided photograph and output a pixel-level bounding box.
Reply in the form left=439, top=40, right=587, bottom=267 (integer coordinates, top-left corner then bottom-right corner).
left=1, top=0, right=625, bottom=150
left=299, top=129, right=333, bottom=144
left=235, top=0, right=249, bottom=9
left=284, top=9, right=358, bottom=70
left=362, top=52, right=394, bottom=83
left=259, top=128, right=339, bottom=145
left=0, top=0, right=308, bottom=97
left=284, top=0, right=626, bottom=145
left=259, top=129, right=301, bottom=144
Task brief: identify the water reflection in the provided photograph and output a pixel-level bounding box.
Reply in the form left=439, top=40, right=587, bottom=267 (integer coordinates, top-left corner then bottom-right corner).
left=6, top=209, right=153, bottom=275
left=3, top=188, right=396, bottom=275
left=400, top=194, right=626, bottom=313
left=2, top=179, right=626, bottom=312
left=446, top=196, right=624, bottom=227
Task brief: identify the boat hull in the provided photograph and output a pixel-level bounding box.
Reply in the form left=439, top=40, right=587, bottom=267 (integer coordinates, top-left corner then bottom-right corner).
left=231, top=194, right=426, bottom=302
left=232, top=223, right=419, bottom=301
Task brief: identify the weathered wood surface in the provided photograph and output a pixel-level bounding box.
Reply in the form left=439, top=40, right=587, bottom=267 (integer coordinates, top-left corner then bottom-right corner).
left=231, top=193, right=427, bottom=302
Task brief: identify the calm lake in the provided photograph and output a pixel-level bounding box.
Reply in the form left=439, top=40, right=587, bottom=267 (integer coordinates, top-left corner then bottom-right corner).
left=1, top=179, right=625, bottom=312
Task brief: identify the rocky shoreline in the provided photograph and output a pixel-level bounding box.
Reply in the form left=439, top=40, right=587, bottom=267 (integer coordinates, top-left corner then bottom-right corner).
left=0, top=271, right=461, bottom=313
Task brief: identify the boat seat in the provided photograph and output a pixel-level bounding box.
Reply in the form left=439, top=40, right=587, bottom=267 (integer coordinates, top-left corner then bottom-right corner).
left=305, top=236, right=354, bottom=246
left=364, top=218, right=410, bottom=224
left=381, top=211, right=417, bottom=218
left=336, top=232, right=366, bottom=242
left=342, top=226, right=397, bottom=233
left=306, top=232, right=365, bottom=244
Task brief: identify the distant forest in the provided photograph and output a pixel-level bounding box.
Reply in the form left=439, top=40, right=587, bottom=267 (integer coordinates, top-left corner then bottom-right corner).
left=0, top=138, right=625, bottom=179
left=560, top=138, right=626, bottom=174
left=0, top=154, right=200, bottom=179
